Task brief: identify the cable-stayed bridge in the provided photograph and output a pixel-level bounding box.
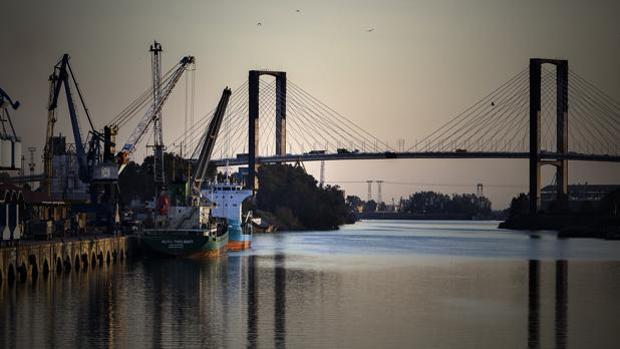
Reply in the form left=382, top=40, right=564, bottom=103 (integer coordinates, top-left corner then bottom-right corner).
left=172, top=59, right=620, bottom=212
left=13, top=58, right=619, bottom=214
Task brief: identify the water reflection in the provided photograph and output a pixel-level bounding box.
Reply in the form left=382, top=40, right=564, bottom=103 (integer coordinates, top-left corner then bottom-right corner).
left=274, top=253, right=286, bottom=349
left=2, top=221, right=620, bottom=348
left=528, top=260, right=540, bottom=349
left=247, top=254, right=258, bottom=348
left=555, top=260, right=568, bottom=349
left=528, top=259, right=569, bottom=349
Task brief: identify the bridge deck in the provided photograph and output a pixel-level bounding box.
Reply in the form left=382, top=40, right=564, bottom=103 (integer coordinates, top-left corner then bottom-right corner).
left=213, top=151, right=620, bottom=167
left=11, top=151, right=620, bottom=183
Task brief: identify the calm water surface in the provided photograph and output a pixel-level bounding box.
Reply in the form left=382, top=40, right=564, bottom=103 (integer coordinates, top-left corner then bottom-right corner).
left=2, top=220, right=620, bottom=348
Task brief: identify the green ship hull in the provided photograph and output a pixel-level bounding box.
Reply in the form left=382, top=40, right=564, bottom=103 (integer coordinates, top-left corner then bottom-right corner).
left=142, top=229, right=228, bottom=257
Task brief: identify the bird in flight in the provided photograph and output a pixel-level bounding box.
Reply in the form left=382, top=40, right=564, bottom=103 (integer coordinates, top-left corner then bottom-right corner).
left=367, top=28, right=375, bottom=32
left=296, top=9, right=301, bottom=13
left=257, top=22, right=262, bottom=27
left=491, top=102, right=495, bottom=107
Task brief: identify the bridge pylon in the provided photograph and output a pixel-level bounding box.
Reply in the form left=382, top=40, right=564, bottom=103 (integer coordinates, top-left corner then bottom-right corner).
left=248, top=70, right=287, bottom=193
left=529, top=58, right=568, bottom=213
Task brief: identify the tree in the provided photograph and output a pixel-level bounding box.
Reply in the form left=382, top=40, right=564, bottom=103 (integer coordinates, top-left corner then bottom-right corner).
left=117, top=151, right=217, bottom=204
left=255, top=164, right=348, bottom=230
left=363, top=200, right=377, bottom=212
left=508, top=193, right=529, bottom=218
left=402, top=191, right=492, bottom=217
left=600, top=189, right=620, bottom=217
left=377, top=202, right=387, bottom=212
left=0, top=172, right=11, bottom=183
left=206, top=161, right=217, bottom=182
left=403, top=191, right=450, bottom=214
left=548, top=192, right=570, bottom=214
left=346, top=195, right=363, bottom=211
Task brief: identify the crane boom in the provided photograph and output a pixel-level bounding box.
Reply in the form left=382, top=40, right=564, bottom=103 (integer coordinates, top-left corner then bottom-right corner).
left=0, top=88, right=20, bottom=110
left=191, top=88, right=231, bottom=193
left=116, top=56, right=195, bottom=174
left=0, top=87, right=19, bottom=140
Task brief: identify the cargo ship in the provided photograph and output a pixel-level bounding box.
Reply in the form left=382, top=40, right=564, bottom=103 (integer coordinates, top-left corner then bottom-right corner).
left=143, top=87, right=234, bottom=257
left=204, top=183, right=253, bottom=251
left=142, top=193, right=228, bottom=257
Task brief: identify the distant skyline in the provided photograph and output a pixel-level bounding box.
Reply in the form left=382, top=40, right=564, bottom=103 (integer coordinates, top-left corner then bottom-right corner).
left=2, top=0, right=619, bottom=208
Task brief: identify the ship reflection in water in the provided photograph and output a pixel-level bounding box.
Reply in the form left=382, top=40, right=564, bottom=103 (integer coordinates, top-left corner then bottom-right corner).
left=2, top=221, right=620, bottom=348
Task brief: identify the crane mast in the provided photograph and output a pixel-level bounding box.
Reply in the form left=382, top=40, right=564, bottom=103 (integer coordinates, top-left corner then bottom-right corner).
left=44, top=75, right=57, bottom=194
left=116, top=55, right=195, bottom=174
left=150, top=41, right=165, bottom=192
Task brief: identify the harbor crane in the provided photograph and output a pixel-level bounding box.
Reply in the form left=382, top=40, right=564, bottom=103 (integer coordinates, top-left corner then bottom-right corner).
left=39, top=49, right=195, bottom=232
left=45, top=54, right=113, bottom=195
left=45, top=52, right=196, bottom=194
left=114, top=55, right=195, bottom=175
left=44, top=54, right=123, bottom=230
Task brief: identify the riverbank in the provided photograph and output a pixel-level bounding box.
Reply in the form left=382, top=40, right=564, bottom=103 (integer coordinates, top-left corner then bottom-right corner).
left=355, top=211, right=494, bottom=220
left=499, top=213, right=620, bottom=240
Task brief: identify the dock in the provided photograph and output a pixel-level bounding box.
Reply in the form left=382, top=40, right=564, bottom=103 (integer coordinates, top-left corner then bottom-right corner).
left=0, top=235, right=137, bottom=284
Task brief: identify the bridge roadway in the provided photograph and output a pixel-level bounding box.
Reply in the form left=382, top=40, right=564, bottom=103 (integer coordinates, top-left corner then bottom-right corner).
left=10, top=151, right=620, bottom=183
left=212, top=151, right=620, bottom=167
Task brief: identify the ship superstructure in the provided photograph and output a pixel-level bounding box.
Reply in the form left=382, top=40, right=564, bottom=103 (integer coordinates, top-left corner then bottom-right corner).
left=204, top=183, right=253, bottom=250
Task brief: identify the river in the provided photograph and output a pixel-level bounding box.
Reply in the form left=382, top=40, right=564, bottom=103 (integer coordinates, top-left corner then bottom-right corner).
left=2, top=220, right=620, bottom=348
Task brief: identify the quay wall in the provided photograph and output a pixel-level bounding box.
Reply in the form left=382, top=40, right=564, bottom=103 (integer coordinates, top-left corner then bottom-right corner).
left=0, top=235, right=138, bottom=284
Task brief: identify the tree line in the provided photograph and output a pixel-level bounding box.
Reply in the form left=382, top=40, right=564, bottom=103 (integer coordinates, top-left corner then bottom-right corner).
left=346, top=191, right=492, bottom=218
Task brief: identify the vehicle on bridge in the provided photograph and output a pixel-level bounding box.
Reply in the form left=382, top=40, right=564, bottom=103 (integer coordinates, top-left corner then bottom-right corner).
left=384, top=151, right=397, bottom=158
left=336, top=148, right=360, bottom=154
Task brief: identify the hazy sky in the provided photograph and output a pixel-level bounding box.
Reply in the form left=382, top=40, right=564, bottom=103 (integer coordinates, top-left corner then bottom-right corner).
left=2, top=0, right=619, bottom=208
